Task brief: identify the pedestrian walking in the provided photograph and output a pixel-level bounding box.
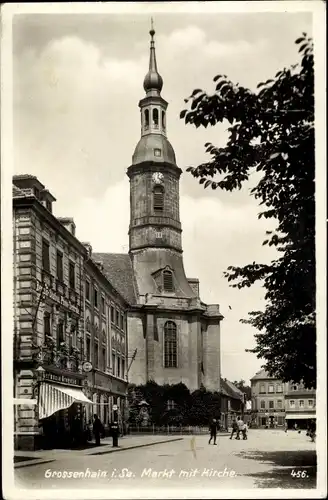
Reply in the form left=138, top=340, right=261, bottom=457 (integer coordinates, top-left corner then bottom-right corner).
left=236, top=417, right=244, bottom=440
left=229, top=419, right=238, bottom=440
left=93, top=414, right=104, bottom=446
left=309, top=419, right=316, bottom=442
left=284, top=421, right=288, bottom=433
left=242, top=422, right=248, bottom=440
left=208, top=418, right=218, bottom=445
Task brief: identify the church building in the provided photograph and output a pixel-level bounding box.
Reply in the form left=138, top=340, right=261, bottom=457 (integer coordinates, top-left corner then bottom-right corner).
left=94, top=26, right=223, bottom=392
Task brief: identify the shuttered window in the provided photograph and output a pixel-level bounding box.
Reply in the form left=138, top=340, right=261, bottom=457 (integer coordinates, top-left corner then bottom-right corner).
left=163, top=270, right=174, bottom=292
left=153, top=186, right=164, bottom=212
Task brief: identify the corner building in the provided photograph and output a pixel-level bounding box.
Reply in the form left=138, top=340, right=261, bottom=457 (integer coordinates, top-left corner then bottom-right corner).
left=94, top=28, right=223, bottom=391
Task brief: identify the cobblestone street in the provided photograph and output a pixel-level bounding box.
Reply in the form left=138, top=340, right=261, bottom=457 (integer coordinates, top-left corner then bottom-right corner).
left=14, top=430, right=317, bottom=496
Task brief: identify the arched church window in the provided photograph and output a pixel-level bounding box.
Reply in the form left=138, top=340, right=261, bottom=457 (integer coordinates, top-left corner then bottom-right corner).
left=162, top=111, right=166, bottom=130
left=163, top=270, right=174, bottom=292
left=164, top=321, right=177, bottom=368
left=144, top=109, right=149, bottom=130
left=152, top=108, right=159, bottom=128
left=153, top=185, right=164, bottom=212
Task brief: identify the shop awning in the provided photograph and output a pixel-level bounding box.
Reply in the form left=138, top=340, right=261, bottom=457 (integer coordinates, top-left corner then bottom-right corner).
left=13, top=398, right=37, bottom=405
left=38, top=383, right=93, bottom=420
left=285, top=414, right=316, bottom=420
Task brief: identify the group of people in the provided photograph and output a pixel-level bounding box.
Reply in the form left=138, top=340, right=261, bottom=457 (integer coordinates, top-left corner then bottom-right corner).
left=230, top=417, right=248, bottom=440
left=208, top=416, right=248, bottom=445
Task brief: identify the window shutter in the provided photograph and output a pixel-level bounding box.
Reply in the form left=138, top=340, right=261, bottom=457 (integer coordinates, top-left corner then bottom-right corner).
left=153, top=187, right=164, bottom=212
left=163, top=270, right=173, bottom=292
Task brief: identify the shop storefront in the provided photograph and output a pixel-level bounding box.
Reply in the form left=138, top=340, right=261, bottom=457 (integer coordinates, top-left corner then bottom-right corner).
left=255, top=409, right=286, bottom=428
left=14, top=366, right=93, bottom=450
left=285, top=413, right=316, bottom=430
left=37, top=376, right=93, bottom=448
left=84, top=370, right=128, bottom=435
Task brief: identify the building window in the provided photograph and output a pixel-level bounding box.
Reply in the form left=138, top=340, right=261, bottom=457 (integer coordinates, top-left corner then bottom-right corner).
left=153, top=186, right=164, bottom=212
left=260, top=400, right=265, bottom=409
left=86, top=281, right=90, bottom=302
left=277, top=416, right=284, bottom=426
left=71, top=323, right=77, bottom=347
left=42, top=239, right=50, bottom=272
left=86, top=338, right=91, bottom=361
left=102, top=329, right=106, bottom=344
left=102, top=348, right=106, bottom=371
left=122, top=359, right=125, bottom=379
left=163, top=270, right=174, bottom=292
left=291, top=385, right=297, bottom=391
left=162, top=110, right=166, bottom=130
left=69, top=261, right=75, bottom=289
left=268, top=384, right=274, bottom=393
left=101, top=296, right=105, bottom=314
left=56, top=251, right=63, bottom=281
left=164, top=321, right=177, bottom=368
left=57, top=321, right=64, bottom=347
left=276, top=384, right=283, bottom=393
left=111, top=306, right=115, bottom=323
left=44, top=312, right=51, bottom=338
left=308, top=399, right=314, bottom=407
left=94, top=324, right=99, bottom=339
left=277, top=400, right=283, bottom=409
left=86, top=317, right=90, bottom=333
left=259, top=384, right=266, bottom=394
left=94, top=288, right=98, bottom=309
left=117, top=357, right=121, bottom=378
left=299, top=400, right=304, bottom=408
left=152, top=108, right=159, bottom=127
left=116, top=309, right=119, bottom=326
left=121, top=313, right=124, bottom=330
left=269, top=400, right=274, bottom=409
left=94, top=342, right=99, bottom=368
left=167, top=400, right=175, bottom=411
left=289, top=400, right=295, bottom=408
left=112, top=354, right=115, bottom=376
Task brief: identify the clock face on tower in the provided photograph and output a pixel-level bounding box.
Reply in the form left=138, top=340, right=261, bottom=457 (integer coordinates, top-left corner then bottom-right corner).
left=152, top=172, right=164, bottom=185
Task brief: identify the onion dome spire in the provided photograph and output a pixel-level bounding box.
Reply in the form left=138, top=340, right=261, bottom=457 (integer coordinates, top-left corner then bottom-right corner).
left=143, top=18, right=163, bottom=94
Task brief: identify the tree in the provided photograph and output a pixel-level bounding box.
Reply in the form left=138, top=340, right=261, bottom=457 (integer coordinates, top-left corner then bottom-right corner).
left=180, top=34, right=315, bottom=388
left=232, top=380, right=252, bottom=401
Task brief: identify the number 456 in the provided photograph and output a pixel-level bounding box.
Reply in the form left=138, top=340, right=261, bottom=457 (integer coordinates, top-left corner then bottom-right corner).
left=291, top=469, right=308, bottom=478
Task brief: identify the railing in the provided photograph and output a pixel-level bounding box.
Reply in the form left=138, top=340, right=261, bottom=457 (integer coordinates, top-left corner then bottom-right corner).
left=127, top=425, right=224, bottom=435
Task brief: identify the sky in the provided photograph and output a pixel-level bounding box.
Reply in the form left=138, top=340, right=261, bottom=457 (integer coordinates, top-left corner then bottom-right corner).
left=11, top=4, right=313, bottom=385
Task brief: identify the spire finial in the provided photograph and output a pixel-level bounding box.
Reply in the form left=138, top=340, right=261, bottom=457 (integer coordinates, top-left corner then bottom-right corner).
left=143, top=18, right=163, bottom=93
left=150, top=17, right=155, bottom=38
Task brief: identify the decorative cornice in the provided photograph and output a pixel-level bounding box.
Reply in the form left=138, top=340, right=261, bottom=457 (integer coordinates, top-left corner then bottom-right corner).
left=127, top=161, right=182, bottom=178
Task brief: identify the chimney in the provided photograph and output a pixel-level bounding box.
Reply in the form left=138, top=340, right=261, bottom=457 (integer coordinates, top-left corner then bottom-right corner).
left=57, top=217, right=76, bottom=236
left=82, top=242, right=92, bottom=258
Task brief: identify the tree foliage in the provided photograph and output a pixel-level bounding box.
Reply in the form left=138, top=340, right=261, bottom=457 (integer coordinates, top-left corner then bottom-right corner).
left=127, top=381, right=221, bottom=426
left=232, top=380, right=252, bottom=401
left=180, top=34, right=315, bottom=388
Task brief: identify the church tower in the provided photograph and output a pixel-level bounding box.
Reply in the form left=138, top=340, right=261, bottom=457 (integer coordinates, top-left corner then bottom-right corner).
left=96, top=24, right=223, bottom=392
left=127, top=23, right=195, bottom=298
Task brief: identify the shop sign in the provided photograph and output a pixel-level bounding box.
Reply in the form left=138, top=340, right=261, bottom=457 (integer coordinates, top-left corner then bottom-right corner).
left=37, top=281, right=80, bottom=314
left=44, top=372, right=81, bottom=386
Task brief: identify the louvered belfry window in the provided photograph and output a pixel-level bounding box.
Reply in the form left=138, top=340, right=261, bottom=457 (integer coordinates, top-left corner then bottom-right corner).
left=153, top=186, right=164, bottom=212
left=163, top=270, right=174, bottom=292
left=164, top=321, right=177, bottom=368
